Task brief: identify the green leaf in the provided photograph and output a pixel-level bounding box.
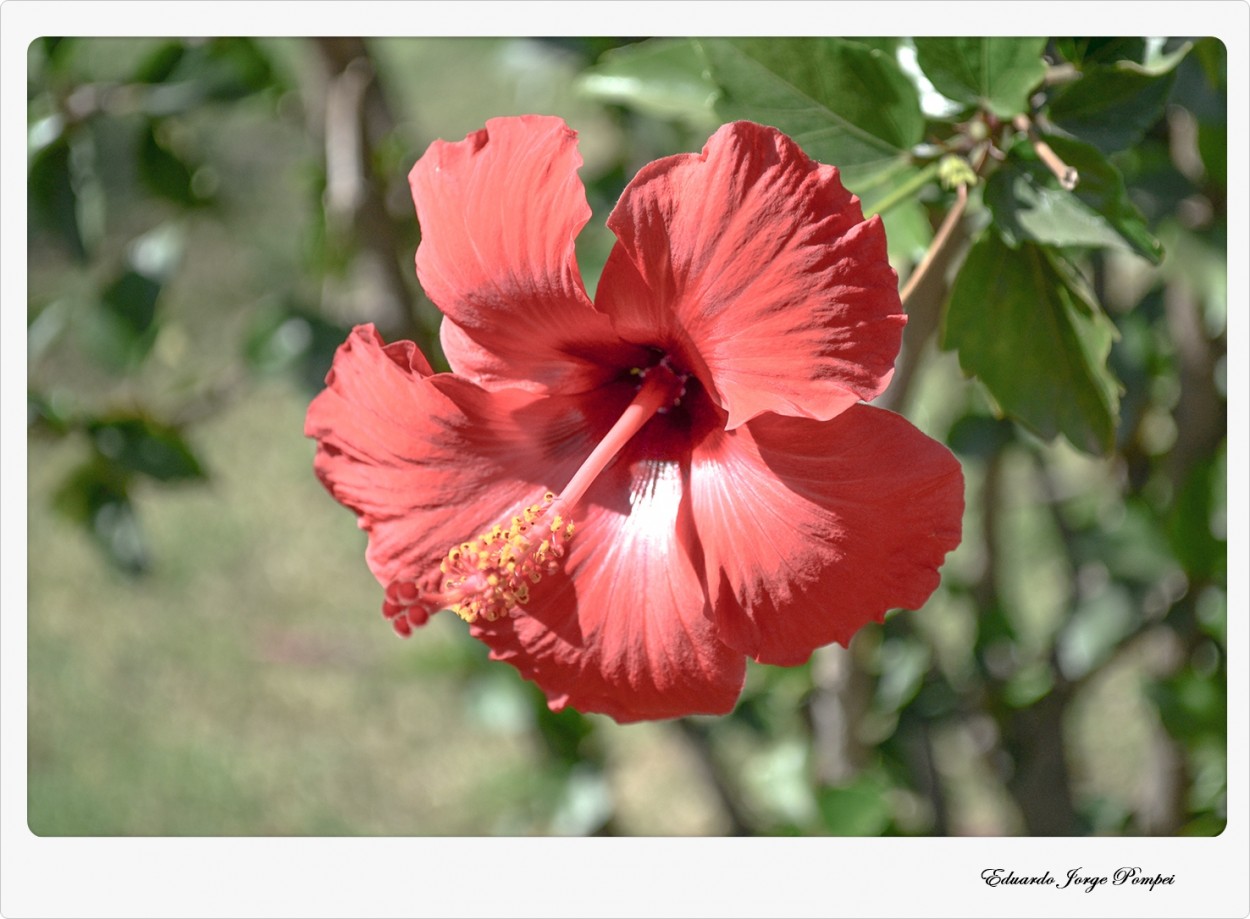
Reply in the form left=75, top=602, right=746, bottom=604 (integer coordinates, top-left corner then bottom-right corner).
left=817, top=771, right=893, bottom=836
left=912, top=38, right=1047, bottom=118
left=101, top=268, right=161, bottom=337
left=1054, top=37, right=1147, bottom=68
left=696, top=37, right=924, bottom=189
left=139, top=120, right=208, bottom=207
left=52, top=461, right=149, bottom=576
left=1197, top=121, right=1227, bottom=187
left=1055, top=36, right=1193, bottom=76
left=1148, top=668, right=1226, bottom=744
left=28, top=136, right=86, bottom=261
left=576, top=38, right=719, bottom=126
left=1049, top=135, right=1164, bottom=261
left=244, top=303, right=354, bottom=394
left=946, top=414, right=1016, bottom=460
left=1047, top=66, right=1177, bottom=154
left=131, top=40, right=187, bottom=84
left=942, top=234, right=1121, bottom=454
left=80, top=267, right=164, bottom=370
left=87, top=416, right=207, bottom=482
left=986, top=135, right=1163, bottom=263
left=1166, top=451, right=1226, bottom=582
left=172, top=37, right=279, bottom=102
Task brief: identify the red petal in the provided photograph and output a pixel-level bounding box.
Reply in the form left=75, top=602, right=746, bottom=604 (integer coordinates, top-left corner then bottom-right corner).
left=471, top=443, right=746, bottom=723
left=596, top=121, right=906, bottom=429
left=304, top=324, right=612, bottom=590
left=410, top=115, right=638, bottom=393
left=690, top=404, right=964, bottom=665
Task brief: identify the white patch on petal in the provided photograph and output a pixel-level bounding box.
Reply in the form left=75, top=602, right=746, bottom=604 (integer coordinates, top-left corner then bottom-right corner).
left=625, top=459, right=683, bottom=548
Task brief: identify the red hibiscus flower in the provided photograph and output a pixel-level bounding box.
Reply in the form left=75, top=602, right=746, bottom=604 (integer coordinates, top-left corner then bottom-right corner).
left=305, top=115, right=964, bottom=723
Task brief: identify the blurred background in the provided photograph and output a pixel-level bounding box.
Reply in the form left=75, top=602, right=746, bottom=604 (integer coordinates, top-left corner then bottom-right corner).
left=26, top=37, right=1227, bottom=836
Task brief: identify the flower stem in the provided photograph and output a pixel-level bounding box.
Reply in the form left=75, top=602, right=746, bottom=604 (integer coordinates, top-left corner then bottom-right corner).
left=866, top=160, right=940, bottom=218
left=559, top=364, right=684, bottom=509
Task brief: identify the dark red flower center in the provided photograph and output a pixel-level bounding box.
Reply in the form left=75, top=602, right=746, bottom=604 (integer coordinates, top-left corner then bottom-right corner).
left=382, top=357, right=693, bottom=634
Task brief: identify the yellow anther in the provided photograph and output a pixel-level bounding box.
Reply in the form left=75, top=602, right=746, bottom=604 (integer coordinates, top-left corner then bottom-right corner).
left=436, top=491, right=575, bottom=624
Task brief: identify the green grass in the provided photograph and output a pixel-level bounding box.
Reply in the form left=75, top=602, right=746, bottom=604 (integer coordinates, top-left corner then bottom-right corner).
left=28, top=380, right=540, bottom=835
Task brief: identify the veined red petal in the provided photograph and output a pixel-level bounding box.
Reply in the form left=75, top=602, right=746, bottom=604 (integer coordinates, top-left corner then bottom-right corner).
left=472, top=442, right=746, bottom=723
left=690, top=404, right=964, bottom=665
left=304, top=324, right=615, bottom=590
left=410, top=115, right=637, bottom=393
left=596, top=120, right=906, bottom=429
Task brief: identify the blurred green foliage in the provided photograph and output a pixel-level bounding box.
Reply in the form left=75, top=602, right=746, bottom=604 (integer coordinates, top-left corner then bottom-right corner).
left=28, top=36, right=1226, bottom=836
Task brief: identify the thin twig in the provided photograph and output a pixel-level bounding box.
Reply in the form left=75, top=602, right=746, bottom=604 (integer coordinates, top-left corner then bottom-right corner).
left=900, top=183, right=969, bottom=309
left=1012, top=114, right=1079, bottom=190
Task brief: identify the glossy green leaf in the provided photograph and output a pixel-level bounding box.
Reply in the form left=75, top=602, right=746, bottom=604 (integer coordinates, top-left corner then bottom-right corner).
left=986, top=135, right=1163, bottom=263
left=1049, top=135, right=1164, bottom=261
left=28, top=136, right=86, bottom=261
left=81, top=267, right=163, bottom=369
left=942, top=234, right=1121, bottom=454
left=131, top=40, right=186, bottom=84
left=1166, top=451, right=1226, bottom=582
left=101, top=269, right=161, bottom=337
left=1048, top=66, right=1178, bottom=154
left=912, top=38, right=1047, bottom=118
left=696, top=37, right=924, bottom=189
left=576, top=38, right=718, bottom=126
left=1055, top=37, right=1147, bottom=67
left=139, top=121, right=207, bottom=207
left=52, top=462, right=149, bottom=576
left=88, top=416, right=207, bottom=482
left=244, top=303, right=355, bottom=394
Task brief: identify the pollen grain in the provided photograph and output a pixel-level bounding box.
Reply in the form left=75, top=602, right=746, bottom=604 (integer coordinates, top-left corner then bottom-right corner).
left=438, top=492, right=575, bottom=623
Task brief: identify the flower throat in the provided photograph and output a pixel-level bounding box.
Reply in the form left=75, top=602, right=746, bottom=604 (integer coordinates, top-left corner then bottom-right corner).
left=382, top=360, right=688, bottom=635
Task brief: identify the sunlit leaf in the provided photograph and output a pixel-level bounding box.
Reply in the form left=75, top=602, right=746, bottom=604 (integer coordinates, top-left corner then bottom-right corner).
left=942, top=234, right=1121, bottom=454
left=986, top=136, right=1163, bottom=263
left=1148, top=668, right=1226, bottom=744
left=912, top=38, right=1047, bottom=118
left=817, top=771, right=893, bottom=836
left=131, top=40, right=186, bottom=84
left=696, top=37, right=924, bottom=189
left=576, top=38, right=719, bottom=126
left=1056, top=585, right=1137, bottom=680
